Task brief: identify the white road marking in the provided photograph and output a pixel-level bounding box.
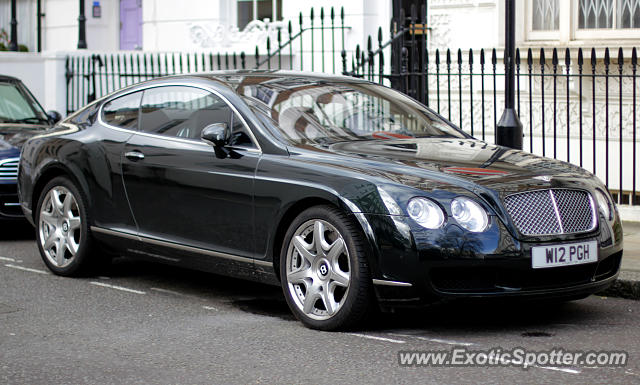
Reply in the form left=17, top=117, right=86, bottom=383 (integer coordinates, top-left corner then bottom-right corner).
left=202, top=306, right=218, bottom=311
left=389, top=333, right=474, bottom=346
left=151, top=287, right=185, bottom=296
left=4, top=264, right=49, bottom=274
left=347, top=333, right=406, bottom=344
left=0, top=256, right=16, bottom=262
left=89, top=281, right=146, bottom=295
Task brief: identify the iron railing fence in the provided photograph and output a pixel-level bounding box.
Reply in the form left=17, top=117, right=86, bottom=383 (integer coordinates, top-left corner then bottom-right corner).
left=64, top=6, right=639, bottom=206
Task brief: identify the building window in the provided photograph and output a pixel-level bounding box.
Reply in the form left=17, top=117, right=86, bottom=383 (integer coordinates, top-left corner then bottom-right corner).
left=578, top=0, right=640, bottom=29
left=237, top=0, right=282, bottom=30
left=533, top=0, right=560, bottom=30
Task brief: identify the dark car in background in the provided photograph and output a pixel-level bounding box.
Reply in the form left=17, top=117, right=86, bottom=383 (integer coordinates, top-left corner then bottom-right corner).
left=0, top=75, right=60, bottom=220
left=17, top=71, right=623, bottom=330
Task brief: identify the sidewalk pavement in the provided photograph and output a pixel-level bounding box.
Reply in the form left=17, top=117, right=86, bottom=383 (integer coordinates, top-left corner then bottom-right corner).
left=600, top=221, right=640, bottom=300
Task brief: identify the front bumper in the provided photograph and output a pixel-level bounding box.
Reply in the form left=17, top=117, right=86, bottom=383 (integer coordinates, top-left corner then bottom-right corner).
left=0, top=182, right=25, bottom=220
left=359, top=212, right=624, bottom=308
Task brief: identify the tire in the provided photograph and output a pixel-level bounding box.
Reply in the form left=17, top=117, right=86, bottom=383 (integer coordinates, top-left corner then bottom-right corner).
left=35, top=176, right=97, bottom=276
left=280, top=205, right=374, bottom=330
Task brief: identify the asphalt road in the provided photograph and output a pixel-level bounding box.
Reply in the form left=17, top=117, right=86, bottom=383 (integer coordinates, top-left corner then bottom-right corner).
left=1, top=223, right=639, bottom=384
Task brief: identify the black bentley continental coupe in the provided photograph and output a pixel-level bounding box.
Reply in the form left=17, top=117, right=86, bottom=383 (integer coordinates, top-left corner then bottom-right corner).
left=17, top=71, right=623, bottom=330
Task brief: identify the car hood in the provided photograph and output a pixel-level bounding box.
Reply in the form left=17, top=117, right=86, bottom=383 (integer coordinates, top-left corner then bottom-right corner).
left=0, top=124, right=48, bottom=157
left=291, top=137, right=598, bottom=198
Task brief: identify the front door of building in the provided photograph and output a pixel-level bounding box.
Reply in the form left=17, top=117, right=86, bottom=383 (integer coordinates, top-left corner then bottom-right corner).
left=120, top=0, right=142, bottom=50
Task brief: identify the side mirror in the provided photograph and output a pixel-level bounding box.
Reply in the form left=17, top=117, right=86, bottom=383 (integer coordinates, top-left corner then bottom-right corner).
left=201, top=123, right=229, bottom=147
left=46, top=110, right=62, bottom=124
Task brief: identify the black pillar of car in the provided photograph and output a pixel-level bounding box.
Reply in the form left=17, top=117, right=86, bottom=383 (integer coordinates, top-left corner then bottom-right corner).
left=77, top=0, right=87, bottom=49
left=496, top=0, right=523, bottom=150
left=8, top=0, right=18, bottom=51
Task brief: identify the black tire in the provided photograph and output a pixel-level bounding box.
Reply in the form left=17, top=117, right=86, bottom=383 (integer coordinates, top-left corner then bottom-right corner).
left=35, top=176, right=98, bottom=276
left=280, top=205, right=374, bottom=331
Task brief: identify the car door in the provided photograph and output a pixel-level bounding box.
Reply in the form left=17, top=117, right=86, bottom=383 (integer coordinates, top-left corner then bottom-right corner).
left=121, top=85, right=260, bottom=265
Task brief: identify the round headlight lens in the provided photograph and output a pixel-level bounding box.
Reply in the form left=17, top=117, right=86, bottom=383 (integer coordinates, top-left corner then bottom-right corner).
left=407, top=198, right=445, bottom=229
left=595, top=189, right=612, bottom=221
left=450, top=197, right=489, bottom=232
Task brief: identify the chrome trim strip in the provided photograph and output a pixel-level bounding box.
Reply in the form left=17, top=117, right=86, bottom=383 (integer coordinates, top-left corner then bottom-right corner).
left=0, top=157, right=19, bottom=166
left=90, top=226, right=272, bottom=267
left=90, top=226, right=140, bottom=241
left=548, top=190, right=565, bottom=233
left=96, top=82, right=262, bottom=153
left=372, top=279, right=413, bottom=287
left=3, top=202, right=21, bottom=206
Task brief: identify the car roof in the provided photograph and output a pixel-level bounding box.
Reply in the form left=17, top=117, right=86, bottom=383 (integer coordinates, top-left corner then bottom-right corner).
left=0, top=74, right=21, bottom=82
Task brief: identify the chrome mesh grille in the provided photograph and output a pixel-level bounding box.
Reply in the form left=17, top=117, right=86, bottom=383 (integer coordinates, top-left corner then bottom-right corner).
left=0, top=158, right=19, bottom=181
left=503, top=189, right=596, bottom=236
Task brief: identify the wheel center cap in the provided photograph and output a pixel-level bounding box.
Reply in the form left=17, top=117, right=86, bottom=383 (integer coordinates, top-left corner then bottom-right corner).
left=318, top=261, right=329, bottom=277
left=62, top=222, right=69, bottom=232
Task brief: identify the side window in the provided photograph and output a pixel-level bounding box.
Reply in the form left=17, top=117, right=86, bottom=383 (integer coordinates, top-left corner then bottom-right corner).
left=102, top=91, right=142, bottom=129
left=228, top=112, right=256, bottom=148
left=140, top=86, right=229, bottom=140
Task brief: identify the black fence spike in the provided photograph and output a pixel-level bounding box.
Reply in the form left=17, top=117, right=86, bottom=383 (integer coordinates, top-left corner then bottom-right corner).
left=378, top=27, right=383, bottom=48
left=446, top=49, right=451, bottom=65
left=435, top=49, right=440, bottom=65
left=457, top=48, right=462, bottom=65
left=527, top=48, right=533, bottom=66
left=577, top=48, right=583, bottom=66
left=618, top=47, right=624, bottom=70
left=331, top=6, right=334, bottom=20
left=565, top=48, right=571, bottom=66
left=288, top=20, right=292, bottom=35
left=604, top=47, right=610, bottom=66
left=591, top=48, right=597, bottom=67
left=480, top=48, right=485, bottom=65
left=552, top=47, right=558, bottom=67
left=469, top=48, right=474, bottom=65
left=299, top=12, right=303, bottom=27
left=515, top=48, right=520, bottom=65
left=540, top=48, right=546, bottom=65
left=240, top=52, right=246, bottom=69
left=491, top=48, right=496, bottom=65
left=633, top=47, right=638, bottom=66
left=310, top=7, right=314, bottom=20
left=367, top=35, right=372, bottom=52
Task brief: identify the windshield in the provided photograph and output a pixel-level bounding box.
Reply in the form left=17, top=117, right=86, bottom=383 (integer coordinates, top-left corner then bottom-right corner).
left=238, top=79, right=467, bottom=145
left=0, top=81, right=49, bottom=125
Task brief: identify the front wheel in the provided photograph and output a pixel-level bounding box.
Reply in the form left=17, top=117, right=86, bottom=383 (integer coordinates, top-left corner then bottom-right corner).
left=280, top=205, right=374, bottom=330
left=35, top=176, right=96, bottom=276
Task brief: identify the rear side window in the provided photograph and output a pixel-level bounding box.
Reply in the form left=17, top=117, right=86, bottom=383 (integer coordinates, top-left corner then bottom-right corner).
left=102, top=91, right=142, bottom=129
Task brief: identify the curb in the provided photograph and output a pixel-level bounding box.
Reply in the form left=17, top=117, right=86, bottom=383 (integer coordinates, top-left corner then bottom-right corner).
left=597, top=271, right=640, bottom=300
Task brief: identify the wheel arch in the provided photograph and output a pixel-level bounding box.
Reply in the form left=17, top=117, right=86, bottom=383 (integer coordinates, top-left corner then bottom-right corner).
left=270, top=196, right=380, bottom=283
left=31, top=162, right=91, bottom=223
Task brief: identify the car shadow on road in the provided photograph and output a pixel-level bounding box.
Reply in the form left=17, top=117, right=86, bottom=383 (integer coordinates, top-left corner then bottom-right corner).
left=0, top=221, right=36, bottom=240
left=98, top=256, right=612, bottom=332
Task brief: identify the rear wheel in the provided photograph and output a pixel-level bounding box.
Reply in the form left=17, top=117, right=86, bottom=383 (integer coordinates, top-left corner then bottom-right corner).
left=280, top=205, right=374, bottom=330
left=35, top=176, right=96, bottom=276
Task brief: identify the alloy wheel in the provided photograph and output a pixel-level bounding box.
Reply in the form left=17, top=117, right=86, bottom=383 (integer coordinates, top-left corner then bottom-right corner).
left=285, top=219, right=351, bottom=320
left=38, top=186, right=82, bottom=268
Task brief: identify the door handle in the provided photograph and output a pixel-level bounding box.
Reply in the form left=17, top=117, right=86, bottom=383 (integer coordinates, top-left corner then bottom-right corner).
left=125, top=151, right=145, bottom=161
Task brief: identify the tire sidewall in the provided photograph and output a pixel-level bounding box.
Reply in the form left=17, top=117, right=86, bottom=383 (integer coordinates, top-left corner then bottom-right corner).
left=35, top=176, right=92, bottom=276
left=280, top=205, right=371, bottom=330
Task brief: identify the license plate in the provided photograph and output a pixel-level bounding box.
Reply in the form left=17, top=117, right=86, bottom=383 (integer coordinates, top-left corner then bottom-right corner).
left=531, top=241, right=598, bottom=269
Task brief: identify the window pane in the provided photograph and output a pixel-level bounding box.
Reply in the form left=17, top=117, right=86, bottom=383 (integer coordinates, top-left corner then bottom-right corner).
left=256, top=0, right=273, bottom=21
left=618, top=0, right=640, bottom=28
left=237, top=0, right=254, bottom=30
left=102, top=92, right=142, bottom=129
left=579, top=0, right=614, bottom=28
left=140, top=86, right=233, bottom=140
left=532, top=0, right=559, bottom=31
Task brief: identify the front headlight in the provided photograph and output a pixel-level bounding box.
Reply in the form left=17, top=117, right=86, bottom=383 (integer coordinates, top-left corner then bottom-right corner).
left=595, top=189, right=613, bottom=221
left=407, top=197, right=445, bottom=229
left=451, top=197, right=489, bottom=232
